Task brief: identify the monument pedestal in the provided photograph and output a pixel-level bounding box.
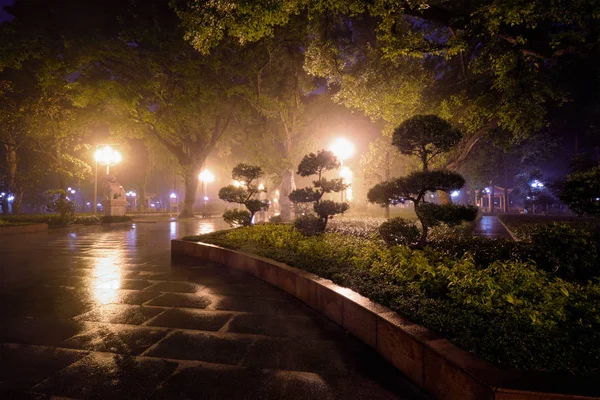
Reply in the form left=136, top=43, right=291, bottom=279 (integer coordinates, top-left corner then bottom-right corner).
left=101, top=198, right=128, bottom=216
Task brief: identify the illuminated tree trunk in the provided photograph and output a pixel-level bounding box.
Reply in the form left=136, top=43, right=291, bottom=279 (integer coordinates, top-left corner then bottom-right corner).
left=179, top=168, right=199, bottom=218
left=438, top=190, right=452, bottom=205
left=279, top=169, right=296, bottom=222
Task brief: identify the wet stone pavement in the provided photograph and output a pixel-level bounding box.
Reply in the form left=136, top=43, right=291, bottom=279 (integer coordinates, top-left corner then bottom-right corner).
left=474, top=215, right=512, bottom=239
left=0, top=218, right=429, bottom=400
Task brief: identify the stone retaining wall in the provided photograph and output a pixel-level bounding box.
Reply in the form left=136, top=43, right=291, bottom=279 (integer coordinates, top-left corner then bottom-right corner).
left=171, top=239, right=598, bottom=400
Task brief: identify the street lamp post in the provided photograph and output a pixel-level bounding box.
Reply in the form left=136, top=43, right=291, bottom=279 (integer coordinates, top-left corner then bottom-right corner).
left=329, top=138, right=355, bottom=202
left=198, top=169, right=215, bottom=218
left=93, top=145, right=122, bottom=214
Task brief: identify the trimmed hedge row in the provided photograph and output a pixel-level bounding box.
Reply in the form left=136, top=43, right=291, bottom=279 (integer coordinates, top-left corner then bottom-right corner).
left=0, top=214, right=132, bottom=227
left=185, top=224, right=600, bottom=376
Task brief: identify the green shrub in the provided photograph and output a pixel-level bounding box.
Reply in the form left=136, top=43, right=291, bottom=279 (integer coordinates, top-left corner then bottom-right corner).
left=529, top=223, right=599, bottom=281
left=184, top=224, right=600, bottom=375
left=0, top=213, right=102, bottom=227
left=223, top=209, right=252, bottom=227
left=44, top=189, right=75, bottom=226
left=293, top=214, right=325, bottom=236
left=378, top=217, right=420, bottom=246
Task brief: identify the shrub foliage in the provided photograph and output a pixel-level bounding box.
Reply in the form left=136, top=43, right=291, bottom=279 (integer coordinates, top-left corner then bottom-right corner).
left=219, top=163, right=269, bottom=227
left=186, top=224, right=600, bottom=376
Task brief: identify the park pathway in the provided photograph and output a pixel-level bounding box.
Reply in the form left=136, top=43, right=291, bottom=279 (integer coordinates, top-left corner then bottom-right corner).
left=0, top=218, right=429, bottom=399
left=474, top=215, right=513, bottom=239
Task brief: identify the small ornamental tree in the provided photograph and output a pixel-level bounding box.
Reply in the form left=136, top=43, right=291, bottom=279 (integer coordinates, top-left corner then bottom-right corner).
left=289, top=150, right=349, bottom=234
left=218, top=163, right=269, bottom=227
left=392, top=115, right=462, bottom=172
left=559, top=166, right=600, bottom=216
left=368, top=170, right=477, bottom=247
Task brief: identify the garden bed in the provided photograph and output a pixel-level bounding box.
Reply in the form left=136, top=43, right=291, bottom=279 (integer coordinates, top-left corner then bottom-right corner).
left=184, top=224, right=600, bottom=377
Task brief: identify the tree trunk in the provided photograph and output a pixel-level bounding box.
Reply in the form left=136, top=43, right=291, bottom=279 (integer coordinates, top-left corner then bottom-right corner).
left=490, top=182, right=495, bottom=213
left=179, top=168, right=199, bottom=218
left=3, top=144, right=18, bottom=213
left=385, top=151, right=390, bottom=219
left=503, top=166, right=509, bottom=213
left=438, top=190, right=452, bottom=205
left=279, top=169, right=296, bottom=222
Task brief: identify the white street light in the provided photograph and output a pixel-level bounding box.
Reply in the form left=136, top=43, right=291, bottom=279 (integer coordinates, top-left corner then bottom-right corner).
left=93, top=145, right=122, bottom=214
left=451, top=190, right=460, bottom=197
left=329, top=138, right=355, bottom=162
left=530, top=180, right=544, bottom=188
left=339, top=166, right=353, bottom=202
left=199, top=169, right=215, bottom=183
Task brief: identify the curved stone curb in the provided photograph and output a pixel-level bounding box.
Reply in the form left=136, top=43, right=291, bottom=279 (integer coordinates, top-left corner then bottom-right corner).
left=496, top=217, right=520, bottom=242
left=0, top=223, right=48, bottom=235
left=171, top=239, right=599, bottom=400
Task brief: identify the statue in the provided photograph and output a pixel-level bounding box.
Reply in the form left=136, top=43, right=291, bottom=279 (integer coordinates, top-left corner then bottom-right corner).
left=101, top=175, right=127, bottom=216
left=279, top=169, right=296, bottom=222
left=104, top=175, right=125, bottom=200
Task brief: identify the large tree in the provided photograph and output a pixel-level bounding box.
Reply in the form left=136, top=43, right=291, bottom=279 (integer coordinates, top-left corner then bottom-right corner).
left=175, top=0, right=600, bottom=172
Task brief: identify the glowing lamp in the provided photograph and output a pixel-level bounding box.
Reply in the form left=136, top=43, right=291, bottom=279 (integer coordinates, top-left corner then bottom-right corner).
left=199, top=169, right=215, bottom=183
left=329, top=138, right=355, bottom=162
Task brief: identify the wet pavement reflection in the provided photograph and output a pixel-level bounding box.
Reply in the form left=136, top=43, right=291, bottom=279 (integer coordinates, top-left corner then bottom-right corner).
left=0, top=217, right=429, bottom=399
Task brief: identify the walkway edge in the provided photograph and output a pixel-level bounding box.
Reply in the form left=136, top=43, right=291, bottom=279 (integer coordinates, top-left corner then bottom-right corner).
left=0, top=223, right=48, bottom=235
left=172, top=239, right=598, bottom=400
left=496, top=216, right=520, bottom=241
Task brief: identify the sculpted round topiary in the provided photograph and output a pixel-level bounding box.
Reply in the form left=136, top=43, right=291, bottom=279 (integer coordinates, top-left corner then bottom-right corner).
left=219, top=163, right=269, bottom=226
left=289, top=150, right=350, bottom=234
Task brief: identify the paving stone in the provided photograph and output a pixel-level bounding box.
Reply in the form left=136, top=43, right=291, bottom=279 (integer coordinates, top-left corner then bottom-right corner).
left=117, top=279, right=154, bottom=290
left=75, top=304, right=164, bottom=325
left=0, top=344, right=86, bottom=392
left=283, top=371, right=424, bottom=400
left=145, top=281, right=199, bottom=293
left=146, top=308, right=232, bottom=331
left=145, top=331, right=253, bottom=364
left=60, top=324, right=169, bottom=355
left=146, top=292, right=211, bottom=308
left=226, top=314, right=345, bottom=339
left=201, top=283, right=289, bottom=299
left=1, top=318, right=87, bottom=346
left=33, top=353, right=177, bottom=400
left=213, top=296, right=312, bottom=316
left=107, top=290, right=161, bottom=305
left=150, top=363, right=287, bottom=400
left=241, top=337, right=350, bottom=374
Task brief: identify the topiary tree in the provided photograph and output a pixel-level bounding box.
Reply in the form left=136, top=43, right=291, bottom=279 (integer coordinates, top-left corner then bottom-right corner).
left=559, top=166, right=600, bottom=216
left=44, top=189, right=76, bottom=226
left=289, top=150, right=349, bottom=234
left=392, top=115, right=462, bottom=172
left=368, top=170, right=477, bottom=247
left=218, top=163, right=269, bottom=227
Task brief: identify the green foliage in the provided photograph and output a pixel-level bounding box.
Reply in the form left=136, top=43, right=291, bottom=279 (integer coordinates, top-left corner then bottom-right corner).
left=223, top=209, right=252, bottom=227
left=0, top=213, right=102, bottom=227
left=219, top=163, right=268, bottom=226
left=186, top=224, right=600, bottom=375
left=44, top=189, right=75, bottom=226
left=417, top=203, right=478, bottom=228
left=296, top=150, right=339, bottom=178
left=392, top=115, right=462, bottom=171
left=290, top=150, right=349, bottom=233
left=232, top=164, right=263, bottom=185
left=379, top=217, right=420, bottom=247
left=293, top=214, right=325, bottom=236
left=560, top=167, right=600, bottom=216
left=498, top=215, right=600, bottom=282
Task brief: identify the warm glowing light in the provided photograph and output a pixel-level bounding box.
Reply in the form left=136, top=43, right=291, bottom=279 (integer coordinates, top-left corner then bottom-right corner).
left=451, top=190, right=460, bottom=197
left=346, top=187, right=353, bottom=201
left=126, top=191, right=136, bottom=197
left=329, top=138, right=355, bottom=161
left=275, top=189, right=280, bottom=196
left=170, top=193, right=177, bottom=199
left=339, top=166, right=353, bottom=181
left=204, top=196, right=209, bottom=201
left=258, top=183, right=265, bottom=191
left=92, top=250, right=123, bottom=305
left=273, top=198, right=279, bottom=203
left=199, top=169, right=215, bottom=183
left=233, top=180, right=243, bottom=187
left=94, top=145, right=122, bottom=166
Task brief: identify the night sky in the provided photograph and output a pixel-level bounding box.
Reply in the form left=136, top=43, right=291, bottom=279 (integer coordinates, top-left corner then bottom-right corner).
left=0, top=0, right=13, bottom=22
